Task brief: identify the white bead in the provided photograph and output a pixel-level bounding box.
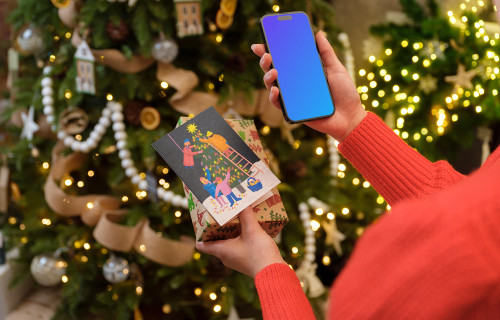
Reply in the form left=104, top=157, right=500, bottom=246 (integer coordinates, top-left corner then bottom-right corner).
left=298, top=203, right=308, bottom=212
left=42, top=96, right=54, bottom=106
left=305, top=253, right=315, bottom=262
left=121, top=159, right=133, bottom=169
left=109, top=102, right=123, bottom=112
left=42, top=67, right=52, bottom=75
left=125, top=167, right=137, bottom=178
left=46, top=115, right=55, bottom=124
left=305, top=244, right=316, bottom=253
left=98, top=116, right=111, bottom=127
left=64, top=136, right=74, bottom=146
left=41, top=77, right=53, bottom=86
left=116, top=140, right=127, bottom=150
left=111, top=112, right=124, bottom=122
left=102, top=108, right=111, bottom=117
left=172, top=195, right=183, bottom=207
left=87, top=139, right=97, bottom=150
left=43, top=106, right=54, bottom=115
left=138, top=180, right=148, bottom=191
left=112, top=122, right=125, bottom=132
left=119, top=150, right=131, bottom=160
left=94, top=124, right=106, bottom=135
left=305, top=228, right=314, bottom=236
left=300, top=212, right=310, bottom=221
left=131, top=175, right=141, bottom=185
left=181, top=198, right=188, bottom=208
left=41, top=87, right=54, bottom=96
left=71, top=141, right=81, bottom=151
left=163, top=191, right=174, bottom=201
left=114, top=131, right=127, bottom=142
left=57, top=131, right=67, bottom=140
left=79, top=142, right=89, bottom=153
left=157, top=187, right=165, bottom=198
left=305, top=237, right=315, bottom=245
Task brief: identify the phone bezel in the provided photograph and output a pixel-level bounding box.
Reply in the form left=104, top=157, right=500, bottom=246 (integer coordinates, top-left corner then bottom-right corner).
left=259, top=11, right=335, bottom=124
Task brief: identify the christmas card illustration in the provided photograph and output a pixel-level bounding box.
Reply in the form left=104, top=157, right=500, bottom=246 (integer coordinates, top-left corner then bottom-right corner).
left=152, top=107, right=281, bottom=226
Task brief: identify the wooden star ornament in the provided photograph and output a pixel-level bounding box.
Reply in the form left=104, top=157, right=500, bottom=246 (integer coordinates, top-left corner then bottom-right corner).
left=444, top=64, right=477, bottom=90
left=322, top=219, right=346, bottom=256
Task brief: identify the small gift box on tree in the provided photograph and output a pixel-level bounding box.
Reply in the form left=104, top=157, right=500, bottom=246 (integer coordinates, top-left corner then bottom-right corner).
left=179, top=117, right=288, bottom=241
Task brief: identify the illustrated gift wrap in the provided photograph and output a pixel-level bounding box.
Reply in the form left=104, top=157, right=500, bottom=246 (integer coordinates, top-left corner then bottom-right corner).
left=179, top=117, right=288, bottom=241
left=153, top=107, right=282, bottom=226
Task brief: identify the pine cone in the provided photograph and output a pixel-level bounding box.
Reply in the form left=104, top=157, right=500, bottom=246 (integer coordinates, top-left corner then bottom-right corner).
left=225, top=53, right=246, bottom=73
left=106, top=20, right=130, bottom=42
left=124, top=100, right=147, bottom=126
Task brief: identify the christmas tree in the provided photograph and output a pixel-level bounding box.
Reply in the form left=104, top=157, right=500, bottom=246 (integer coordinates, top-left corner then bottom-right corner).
left=359, top=0, right=500, bottom=162
left=1, top=0, right=345, bottom=319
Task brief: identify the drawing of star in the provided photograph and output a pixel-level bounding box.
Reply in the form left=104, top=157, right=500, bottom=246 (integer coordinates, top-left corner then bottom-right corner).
left=21, top=106, right=39, bottom=141
left=322, top=219, right=346, bottom=256
left=186, top=123, right=198, bottom=134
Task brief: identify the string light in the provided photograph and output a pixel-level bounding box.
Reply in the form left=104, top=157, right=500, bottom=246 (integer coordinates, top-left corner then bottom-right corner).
left=160, top=82, right=169, bottom=89
left=88, top=170, right=94, bottom=177
left=162, top=304, right=172, bottom=314
left=61, top=275, right=68, bottom=283
left=42, top=162, right=49, bottom=169
left=174, top=211, right=182, bottom=217
left=341, top=208, right=349, bottom=215
left=310, top=220, right=320, bottom=231
left=215, top=34, right=223, bottom=43
left=322, top=256, right=331, bottom=265
left=209, top=293, right=217, bottom=300
left=213, top=305, right=221, bottom=313
left=194, top=288, right=202, bottom=296
left=315, top=147, right=324, bottom=155
left=315, top=208, right=324, bottom=215
left=352, top=178, right=360, bottom=185
left=327, top=212, right=335, bottom=220
left=122, top=196, right=128, bottom=202
left=64, top=179, right=73, bottom=186
left=83, top=243, right=91, bottom=250
left=272, top=5, right=280, bottom=12
left=41, top=218, right=51, bottom=225
left=77, top=181, right=84, bottom=187
left=106, top=93, right=113, bottom=101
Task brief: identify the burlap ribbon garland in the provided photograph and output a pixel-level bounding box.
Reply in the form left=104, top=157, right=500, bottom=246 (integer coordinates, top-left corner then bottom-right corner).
left=44, top=142, right=195, bottom=266
left=71, top=30, right=285, bottom=127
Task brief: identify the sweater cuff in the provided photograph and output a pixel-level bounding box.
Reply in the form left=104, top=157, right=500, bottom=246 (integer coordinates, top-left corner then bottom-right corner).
left=338, top=112, right=438, bottom=205
left=255, top=263, right=315, bottom=320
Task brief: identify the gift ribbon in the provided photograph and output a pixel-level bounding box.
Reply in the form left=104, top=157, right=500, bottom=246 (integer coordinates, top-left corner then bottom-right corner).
left=44, top=142, right=195, bottom=267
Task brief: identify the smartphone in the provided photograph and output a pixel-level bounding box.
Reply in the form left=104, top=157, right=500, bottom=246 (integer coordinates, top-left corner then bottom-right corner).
left=260, top=12, right=335, bottom=123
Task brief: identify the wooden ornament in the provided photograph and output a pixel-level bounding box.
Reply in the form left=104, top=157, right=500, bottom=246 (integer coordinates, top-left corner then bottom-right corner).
left=174, top=0, right=204, bottom=38
left=74, top=40, right=96, bottom=95
left=59, top=107, right=89, bottom=134
left=139, top=107, right=161, bottom=130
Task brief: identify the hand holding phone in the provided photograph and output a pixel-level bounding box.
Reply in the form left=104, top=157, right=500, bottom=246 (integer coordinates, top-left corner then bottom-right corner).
left=260, top=12, right=335, bottom=123
left=255, top=20, right=366, bottom=141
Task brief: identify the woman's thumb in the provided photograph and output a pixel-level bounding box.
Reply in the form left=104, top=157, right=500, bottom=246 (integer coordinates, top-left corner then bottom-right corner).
left=238, top=207, right=261, bottom=237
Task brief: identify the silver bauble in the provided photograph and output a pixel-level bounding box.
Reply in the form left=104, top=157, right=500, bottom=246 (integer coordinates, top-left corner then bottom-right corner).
left=16, top=24, right=45, bottom=56
left=30, top=253, right=67, bottom=287
left=151, top=38, right=179, bottom=63
left=103, top=255, right=130, bottom=283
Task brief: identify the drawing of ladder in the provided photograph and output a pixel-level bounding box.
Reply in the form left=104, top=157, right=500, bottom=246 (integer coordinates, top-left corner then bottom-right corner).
left=208, top=143, right=263, bottom=178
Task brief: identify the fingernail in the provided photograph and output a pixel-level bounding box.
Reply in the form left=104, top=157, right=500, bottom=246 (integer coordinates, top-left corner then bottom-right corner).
left=251, top=44, right=255, bottom=50
left=260, top=53, right=266, bottom=63
left=270, top=86, right=275, bottom=97
left=265, top=72, right=271, bottom=80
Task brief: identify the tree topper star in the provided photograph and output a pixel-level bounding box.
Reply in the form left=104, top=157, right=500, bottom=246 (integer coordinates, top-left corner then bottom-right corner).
left=21, top=106, right=39, bottom=141
left=322, top=219, right=346, bottom=256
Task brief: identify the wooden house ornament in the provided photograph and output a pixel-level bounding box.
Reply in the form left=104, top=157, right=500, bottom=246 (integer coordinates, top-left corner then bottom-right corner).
left=74, top=40, right=96, bottom=95
left=174, top=0, right=204, bottom=38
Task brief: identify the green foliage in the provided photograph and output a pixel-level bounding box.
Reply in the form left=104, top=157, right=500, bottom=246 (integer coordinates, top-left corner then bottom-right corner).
left=366, top=0, right=500, bottom=161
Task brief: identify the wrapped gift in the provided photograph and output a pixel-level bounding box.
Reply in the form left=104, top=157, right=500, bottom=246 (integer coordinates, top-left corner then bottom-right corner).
left=180, top=118, right=288, bottom=241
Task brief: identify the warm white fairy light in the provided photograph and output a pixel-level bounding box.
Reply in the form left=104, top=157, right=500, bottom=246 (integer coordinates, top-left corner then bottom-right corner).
left=41, top=66, right=188, bottom=209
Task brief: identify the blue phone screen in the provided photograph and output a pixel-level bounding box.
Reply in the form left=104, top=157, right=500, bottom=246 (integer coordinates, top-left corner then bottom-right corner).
left=261, top=12, right=334, bottom=122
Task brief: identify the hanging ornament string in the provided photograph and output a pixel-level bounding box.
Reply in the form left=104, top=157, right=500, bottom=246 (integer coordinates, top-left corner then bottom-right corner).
left=295, top=202, right=325, bottom=298
left=327, top=33, right=355, bottom=177
left=43, top=142, right=195, bottom=266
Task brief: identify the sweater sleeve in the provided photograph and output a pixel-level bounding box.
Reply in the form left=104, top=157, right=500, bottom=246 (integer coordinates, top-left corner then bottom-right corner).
left=338, top=112, right=465, bottom=205
left=255, top=263, right=316, bottom=320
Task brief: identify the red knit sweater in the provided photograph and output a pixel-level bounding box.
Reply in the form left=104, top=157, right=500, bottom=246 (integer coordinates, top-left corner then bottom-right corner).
left=255, top=112, right=500, bottom=319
